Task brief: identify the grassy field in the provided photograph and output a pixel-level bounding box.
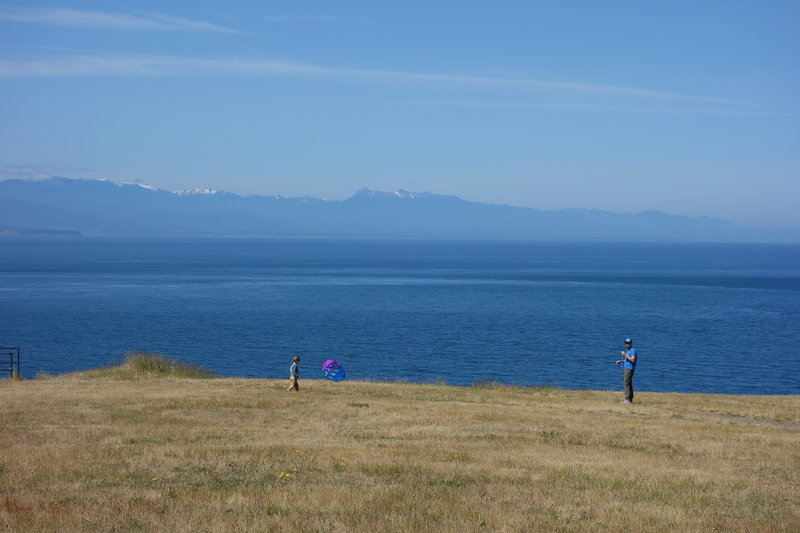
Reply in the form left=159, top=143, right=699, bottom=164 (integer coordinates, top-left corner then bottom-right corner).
left=1, top=355, right=798, bottom=532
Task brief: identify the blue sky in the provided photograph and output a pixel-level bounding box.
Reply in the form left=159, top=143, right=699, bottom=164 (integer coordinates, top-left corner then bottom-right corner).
left=1, top=1, right=798, bottom=227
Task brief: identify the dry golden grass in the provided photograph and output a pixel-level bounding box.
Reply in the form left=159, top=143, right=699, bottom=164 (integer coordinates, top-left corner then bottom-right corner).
left=1, top=373, right=798, bottom=532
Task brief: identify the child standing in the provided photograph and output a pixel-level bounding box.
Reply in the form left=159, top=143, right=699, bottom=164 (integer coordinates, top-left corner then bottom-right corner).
left=287, top=355, right=300, bottom=392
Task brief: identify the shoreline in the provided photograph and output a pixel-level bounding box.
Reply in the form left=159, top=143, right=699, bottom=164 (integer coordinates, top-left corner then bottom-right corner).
left=22, top=371, right=800, bottom=397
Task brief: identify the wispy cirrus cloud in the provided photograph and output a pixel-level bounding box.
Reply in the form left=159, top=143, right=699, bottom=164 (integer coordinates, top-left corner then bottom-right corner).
left=369, top=99, right=799, bottom=118
left=0, top=51, right=749, bottom=108
left=0, top=164, right=97, bottom=181
left=263, top=14, right=368, bottom=23
left=0, top=7, right=242, bottom=33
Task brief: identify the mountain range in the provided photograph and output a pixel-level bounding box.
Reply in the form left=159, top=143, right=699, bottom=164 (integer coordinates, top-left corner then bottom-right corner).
left=0, top=177, right=796, bottom=242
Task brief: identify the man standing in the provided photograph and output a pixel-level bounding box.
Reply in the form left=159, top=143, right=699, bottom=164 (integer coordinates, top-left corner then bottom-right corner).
left=616, top=338, right=637, bottom=404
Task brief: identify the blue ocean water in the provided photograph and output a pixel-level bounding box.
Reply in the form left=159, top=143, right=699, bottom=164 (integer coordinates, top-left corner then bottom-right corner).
left=1, top=238, right=798, bottom=395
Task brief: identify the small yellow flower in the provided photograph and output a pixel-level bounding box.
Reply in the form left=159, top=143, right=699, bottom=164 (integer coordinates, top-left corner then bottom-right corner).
left=152, top=477, right=158, bottom=481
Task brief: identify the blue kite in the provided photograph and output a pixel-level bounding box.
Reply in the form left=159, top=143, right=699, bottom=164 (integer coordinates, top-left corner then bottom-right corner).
left=322, top=359, right=346, bottom=382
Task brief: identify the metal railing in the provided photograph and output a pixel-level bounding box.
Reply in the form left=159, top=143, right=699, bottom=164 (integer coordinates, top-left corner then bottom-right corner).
left=0, top=347, right=20, bottom=378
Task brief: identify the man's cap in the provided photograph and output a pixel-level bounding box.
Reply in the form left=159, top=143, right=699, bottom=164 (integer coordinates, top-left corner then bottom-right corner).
left=624, top=338, right=632, bottom=343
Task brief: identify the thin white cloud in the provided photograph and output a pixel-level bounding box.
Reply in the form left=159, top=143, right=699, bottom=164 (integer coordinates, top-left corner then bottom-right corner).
left=263, top=15, right=368, bottom=23
left=0, top=164, right=97, bottom=180
left=0, top=7, right=242, bottom=33
left=0, top=51, right=750, bottom=107
left=367, top=99, right=799, bottom=118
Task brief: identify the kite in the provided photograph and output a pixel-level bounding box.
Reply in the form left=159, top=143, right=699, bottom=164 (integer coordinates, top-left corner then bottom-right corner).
left=322, top=359, right=346, bottom=382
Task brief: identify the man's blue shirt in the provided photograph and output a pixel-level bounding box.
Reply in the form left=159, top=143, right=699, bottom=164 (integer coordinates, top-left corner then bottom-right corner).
left=624, top=347, right=637, bottom=370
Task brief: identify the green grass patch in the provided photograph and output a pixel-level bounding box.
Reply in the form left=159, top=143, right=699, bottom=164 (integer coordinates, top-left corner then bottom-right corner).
left=125, top=352, right=216, bottom=378
left=42, top=351, right=217, bottom=380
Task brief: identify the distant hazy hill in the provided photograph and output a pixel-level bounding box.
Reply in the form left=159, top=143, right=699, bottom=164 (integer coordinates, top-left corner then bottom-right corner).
left=0, top=177, right=796, bottom=241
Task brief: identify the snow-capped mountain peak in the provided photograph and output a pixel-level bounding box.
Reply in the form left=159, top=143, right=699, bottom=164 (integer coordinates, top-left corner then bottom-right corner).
left=174, top=188, right=226, bottom=196
left=351, top=188, right=428, bottom=200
